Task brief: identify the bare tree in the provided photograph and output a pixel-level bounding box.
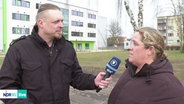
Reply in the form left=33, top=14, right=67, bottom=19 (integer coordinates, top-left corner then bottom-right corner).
left=117, top=0, right=123, bottom=23
left=138, top=0, right=143, bottom=27
left=118, top=0, right=162, bottom=31
left=108, top=20, right=122, bottom=37
left=123, top=0, right=138, bottom=31
left=170, top=0, right=184, bottom=53
left=117, top=0, right=184, bottom=52
left=107, top=20, right=123, bottom=47
left=119, top=0, right=144, bottom=31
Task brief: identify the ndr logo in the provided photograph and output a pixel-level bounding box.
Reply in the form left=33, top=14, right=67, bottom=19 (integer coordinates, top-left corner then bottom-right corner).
left=3, top=91, right=16, bottom=97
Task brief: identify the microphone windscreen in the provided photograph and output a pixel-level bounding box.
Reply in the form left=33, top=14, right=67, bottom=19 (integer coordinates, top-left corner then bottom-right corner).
left=105, top=57, right=121, bottom=75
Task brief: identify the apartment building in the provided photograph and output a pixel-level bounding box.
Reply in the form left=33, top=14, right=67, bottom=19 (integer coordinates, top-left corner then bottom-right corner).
left=1, top=0, right=107, bottom=52
left=157, top=16, right=181, bottom=46
left=0, top=0, right=3, bottom=51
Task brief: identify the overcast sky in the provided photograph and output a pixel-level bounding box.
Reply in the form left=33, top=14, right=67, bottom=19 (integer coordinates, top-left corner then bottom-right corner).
left=97, top=0, right=178, bottom=38
left=98, top=0, right=116, bottom=20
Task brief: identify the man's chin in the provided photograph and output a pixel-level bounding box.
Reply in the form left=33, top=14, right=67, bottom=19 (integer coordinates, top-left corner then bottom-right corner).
left=55, top=33, right=62, bottom=39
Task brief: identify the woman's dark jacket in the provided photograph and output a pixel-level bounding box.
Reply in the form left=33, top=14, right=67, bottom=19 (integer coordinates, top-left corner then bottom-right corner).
left=0, top=26, right=97, bottom=104
left=108, top=58, right=184, bottom=104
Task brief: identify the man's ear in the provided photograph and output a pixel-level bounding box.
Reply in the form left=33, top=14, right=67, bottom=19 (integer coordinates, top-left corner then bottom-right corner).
left=37, top=19, right=44, bottom=28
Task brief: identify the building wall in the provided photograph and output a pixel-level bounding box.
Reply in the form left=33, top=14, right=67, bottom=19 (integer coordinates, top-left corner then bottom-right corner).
left=2, top=0, right=102, bottom=52
left=72, top=41, right=94, bottom=51
left=157, top=16, right=181, bottom=46
left=4, top=0, right=43, bottom=51
left=2, top=0, right=8, bottom=52
left=0, top=0, right=3, bottom=51
left=97, top=16, right=108, bottom=49
left=166, top=16, right=180, bottom=46
left=49, top=0, right=98, bottom=51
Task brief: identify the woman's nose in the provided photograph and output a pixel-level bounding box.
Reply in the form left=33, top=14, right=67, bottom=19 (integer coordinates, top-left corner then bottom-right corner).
left=127, top=45, right=133, bottom=51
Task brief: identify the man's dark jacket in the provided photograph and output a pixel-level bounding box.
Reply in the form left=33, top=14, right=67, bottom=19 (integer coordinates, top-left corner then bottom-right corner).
left=108, top=58, right=184, bottom=104
left=0, top=25, right=97, bottom=104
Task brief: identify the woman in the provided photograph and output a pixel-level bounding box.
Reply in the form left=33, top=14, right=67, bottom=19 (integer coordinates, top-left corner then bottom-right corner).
left=108, top=27, right=184, bottom=104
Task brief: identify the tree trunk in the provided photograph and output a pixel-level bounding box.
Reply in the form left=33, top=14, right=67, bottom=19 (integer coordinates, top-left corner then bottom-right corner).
left=138, top=0, right=143, bottom=27
left=178, top=0, right=184, bottom=53
left=171, top=0, right=184, bottom=53
left=124, top=0, right=138, bottom=31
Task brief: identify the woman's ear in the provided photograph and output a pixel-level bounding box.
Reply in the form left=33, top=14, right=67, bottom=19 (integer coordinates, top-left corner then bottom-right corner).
left=147, top=46, right=155, bottom=56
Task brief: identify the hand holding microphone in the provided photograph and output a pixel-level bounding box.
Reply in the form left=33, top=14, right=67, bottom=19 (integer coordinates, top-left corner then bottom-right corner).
left=95, top=57, right=121, bottom=93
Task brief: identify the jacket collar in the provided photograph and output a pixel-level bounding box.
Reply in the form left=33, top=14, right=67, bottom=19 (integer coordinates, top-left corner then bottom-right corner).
left=125, top=58, right=173, bottom=77
left=30, top=25, right=66, bottom=50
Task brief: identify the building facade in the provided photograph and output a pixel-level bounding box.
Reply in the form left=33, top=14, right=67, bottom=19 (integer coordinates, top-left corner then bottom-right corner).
left=1, top=0, right=107, bottom=52
left=0, top=0, right=3, bottom=51
left=157, top=16, right=181, bottom=46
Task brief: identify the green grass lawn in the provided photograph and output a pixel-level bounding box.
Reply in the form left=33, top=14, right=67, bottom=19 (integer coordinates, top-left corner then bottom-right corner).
left=0, top=53, right=5, bottom=67
left=76, top=50, right=129, bottom=73
left=77, top=50, right=184, bottom=84
left=0, top=50, right=184, bottom=83
left=77, top=50, right=184, bottom=70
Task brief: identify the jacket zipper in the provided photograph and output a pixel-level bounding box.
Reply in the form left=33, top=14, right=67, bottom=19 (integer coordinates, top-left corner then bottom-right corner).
left=48, top=47, right=56, bottom=104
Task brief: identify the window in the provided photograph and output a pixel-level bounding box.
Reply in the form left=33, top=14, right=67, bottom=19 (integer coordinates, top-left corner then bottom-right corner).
left=12, top=27, right=30, bottom=34
left=88, top=33, right=96, bottom=37
left=78, top=22, right=83, bottom=27
left=168, top=33, right=174, bottom=37
left=177, top=33, right=179, bottom=36
left=85, top=43, right=89, bottom=50
left=88, top=23, right=96, bottom=28
left=77, top=43, right=82, bottom=51
left=17, top=0, right=22, bottom=6
left=71, top=21, right=83, bottom=27
left=61, top=8, right=69, bottom=39
left=12, top=13, right=20, bottom=20
left=72, top=10, right=77, bottom=15
left=20, top=14, right=24, bottom=20
left=23, top=1, right=30, bottom=8
left=71, top=10, right=83, bottom=17
left=177, top=40, right=180, bottom=43
left=17, top=28, right=21, bottom=34
left=88, top=13, right=96, bottom=19
left=25, top=15, right=30, bottom=21
left=167, top=19, right=173, bottom=24
left=167, top=26, right=173, bottom=30
left=36, top=3, right=41, bottom=9
left=12, top=27, right=16, bottom=34
left=12, top=13, right=30, bottom=21
left=12, top=0, right=30, bottom=8
left=78, top=12, right=83, bottom=17
left=62, top=8, right=69, bottom=15
left=71, top=32, right=83, bottom=37
left=12, top=0, right=16, bottom=5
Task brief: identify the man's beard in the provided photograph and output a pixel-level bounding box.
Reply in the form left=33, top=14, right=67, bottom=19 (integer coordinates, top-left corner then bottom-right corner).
left=55, top=32, right=62, bottom=39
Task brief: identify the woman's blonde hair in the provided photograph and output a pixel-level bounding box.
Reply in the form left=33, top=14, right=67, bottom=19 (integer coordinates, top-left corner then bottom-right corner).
left=136, top=27, right=167, bottom=60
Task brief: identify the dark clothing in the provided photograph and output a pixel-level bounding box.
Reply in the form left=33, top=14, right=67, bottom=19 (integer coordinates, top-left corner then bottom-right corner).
left=0, top=26, right=97, bottom=104
left=108, top=58, right=184, bottom=104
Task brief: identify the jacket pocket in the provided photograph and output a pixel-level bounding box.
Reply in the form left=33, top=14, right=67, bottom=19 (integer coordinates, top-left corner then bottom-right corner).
left=60, top=58, right=74, bottom=84
left=21, top=62, right=42, bottom=88
left=60, top=58, right=74, bottom=67
left=22, top=62, right=42, bottom=72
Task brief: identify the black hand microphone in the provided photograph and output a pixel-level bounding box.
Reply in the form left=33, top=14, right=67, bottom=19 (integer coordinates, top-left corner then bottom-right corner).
left=96, top=57, right=121, bottom=93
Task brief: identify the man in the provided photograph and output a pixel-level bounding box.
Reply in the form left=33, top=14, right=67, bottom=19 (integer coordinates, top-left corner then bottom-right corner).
left=108, top=27, right=184, bottom=104
left=0, top=3, right=111, bottom=104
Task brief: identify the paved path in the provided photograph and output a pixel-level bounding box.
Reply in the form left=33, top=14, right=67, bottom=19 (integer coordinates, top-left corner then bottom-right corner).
left=70, top=75, right=118, bottom=104
left=1, top=74, right=183, bottom=104
left=0, top=76, right=118, bottom=104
